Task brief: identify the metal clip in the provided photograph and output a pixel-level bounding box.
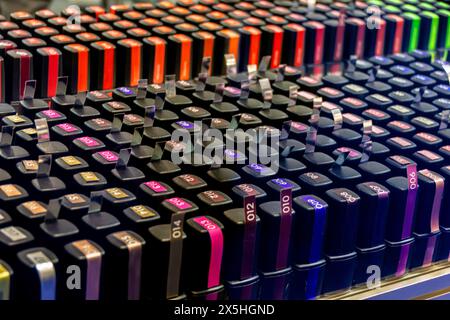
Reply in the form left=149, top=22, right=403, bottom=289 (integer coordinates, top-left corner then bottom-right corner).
left=360, top=120, right=373, bottom=163
left=35, top=118, right=50, bottom=143
left=88, top=191, right=103, bottom=214
left=280, top=120, right=291, bottom=142
left=442, top=63, right=450, bottom=84
left=155, top=93, right=165, bottom=110
left=439, top=110, right=450, bottom=130
left=347, top=55, right=357, bottom=74
left=307, top=0, right=316, bottom=14
left=214, top=83, right=225, bottom=103
left=332, top=149, right=350, bottom=169
left=23, top=80, right=36, bottom=101
left=136, top=79, right=148, bottom=100
left=239, top=80, right=251, bottom=101
left=131, top=127, right=144, bottom=147
left=55, top=76, right=68, bottom=97
left=165, top=74, right=177, bottom=98
left=229, top=113, right=242, bottom=130
left=258, top=56, right=271, bottom=77
left=151, top=141, right=164, bottom=161
left=225, top=54, right=237, bottom=76
left=331, top=108, right=343, bottom=131
left=367, top=65, right=380, bottom=83
left=110, top=113, right=124, bottom=134
left=247, top=64, right=257, bottom=82
left=305, top=97, right=322, bottom=154
left=196, top=57, right=211, bottom=92
left=276, top=64, right=287, bottom=82
left=143, top=105, right=156, bottom=128
left=288, top=85, right=299, bottom=107
left=74, top=91, right=87, bottom=109
left=37, top=154, right=52, bottom=178
left=115, top=148, right=131, bottom=170
left=0, top=126, right=14, bottom=147
left=413, top=86, right=427, bottom=104
left=44, top=198, right=62, bottom=223
left=259, top=78, right=273, bottom=110
left=280, top=122, right=294, bottom=157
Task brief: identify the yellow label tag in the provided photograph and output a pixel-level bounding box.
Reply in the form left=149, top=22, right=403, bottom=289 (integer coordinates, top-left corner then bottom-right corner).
left=80, top=171, right=99, bottom=182
left=130, top=205, right=156, bottom=218
left=64, top=193, right=86, bottom=204
left=106, top=187, right=128, bottom=199
left=23, top=201, right=47, bottom=215
left=22, top=128, right=37, bottom=135
left=0, top=185, right=21, bottom=197
left=7, top=115, right=25, bottom=123
left=62, top=156, right=82, bottom=166
left=22, top=160, right=38, bottom=171
left=0, top=262, right=11, bottom=300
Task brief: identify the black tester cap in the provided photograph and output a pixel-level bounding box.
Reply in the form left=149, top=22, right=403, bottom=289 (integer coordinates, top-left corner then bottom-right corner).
left=4, top=49, right=33, bottom=103
left=258, top=185, right=295, bottom=274
left=146, top=141, right=181, bottom=178
left=222, top=194, right=260, bottom=282
left=15, top=247, right=59, bottom=300
left=115, top=39, right=143, bottom=87
left=413, top=149, right=444, bottom=171
left=385, top=155, right=417, bottom=176
left=40, top=199, right=79, bottom=242
left=324, top=188, right=360, bottom=257
left=142, top=36, right=166, bottom=85
left=104, top=230, right=146, bottom=300
left=414, top=170, right=445, bottom=235
left=385, top=165, right=418, bottom=242
left=231, top=183, right=267, bottom=205
left=81, top=191, right=120, bottom=236
left=88, top=22, right=112, bottom=36
left=342, top=18, right=365, bottom=60
left=355, top=182, right=390, bottom=249
left=0, top=21, right=19, bottom=37
left=292, top=195, right=328, bottom=265
left=166, top=34, right=193, bottom=81
left=302, top=20, right=325, bottom=66
left=35, top=8, right=56, bottom=19
left=324, top=15, right=347, bottom=63
left=63, top=239, right=105, bottom=300
left=185, top=216, right=225, bottom=297
left=89, top=41, right=116, bottom=91
left=111, top=148, right=145, bottom=185
left=54, top=155, right=89, bottom=178
left=33, top=47, right=62, bottom=99
left=440, top=166, right=450, bottom=228
left=62, top=43, right=90, bottom=95
left=147, top=213, right=187, bottom=300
